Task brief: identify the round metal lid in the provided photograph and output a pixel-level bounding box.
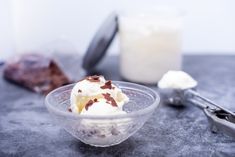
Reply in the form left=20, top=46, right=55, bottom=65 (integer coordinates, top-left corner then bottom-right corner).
left=82, top=13, right=118, bottom=71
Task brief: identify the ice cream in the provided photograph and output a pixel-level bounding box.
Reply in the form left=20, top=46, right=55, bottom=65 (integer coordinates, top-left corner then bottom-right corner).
left=70, top=75, right=129, bottom=115
left=69, top=76, right=131, bottom=145
left=158, top=71, right=197, bottom=89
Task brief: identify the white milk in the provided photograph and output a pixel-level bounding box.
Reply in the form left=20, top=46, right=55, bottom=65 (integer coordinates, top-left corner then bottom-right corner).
left=119, top=8, right=183, bottom=84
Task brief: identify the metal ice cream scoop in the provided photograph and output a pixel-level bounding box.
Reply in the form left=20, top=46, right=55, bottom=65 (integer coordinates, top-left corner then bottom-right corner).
left=159, top=87, right=235, bottom=138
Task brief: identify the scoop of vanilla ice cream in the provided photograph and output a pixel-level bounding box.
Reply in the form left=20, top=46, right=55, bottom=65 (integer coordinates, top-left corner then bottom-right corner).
left=70, top=75, right=129, bottom=114
left=158, top=71, right=197, bottom=90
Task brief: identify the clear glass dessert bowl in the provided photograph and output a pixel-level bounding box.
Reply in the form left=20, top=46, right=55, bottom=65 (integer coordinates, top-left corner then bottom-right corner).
left=45, top=81, right=160, bottom=147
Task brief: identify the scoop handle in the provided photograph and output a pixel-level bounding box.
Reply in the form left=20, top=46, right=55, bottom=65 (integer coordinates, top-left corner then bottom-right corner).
left=184, top=89, right=235, bottom=117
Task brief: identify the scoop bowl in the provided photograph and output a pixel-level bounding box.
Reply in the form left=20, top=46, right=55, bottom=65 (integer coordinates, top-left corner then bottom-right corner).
left=45, top=81, right=160, bottom=147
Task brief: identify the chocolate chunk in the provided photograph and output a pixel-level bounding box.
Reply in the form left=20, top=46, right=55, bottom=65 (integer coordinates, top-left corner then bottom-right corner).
left=100, top=80, right=113, bottom=89
left=85, top=75, right=101, bottom=82
left=111, top=127, right=120, bottom=135
left=85, top=98, right=99, bottom=111
left=85, top=100, right=94, bottom=110
left=3, top=54, right=70, bottom=94
left=78, top=89, right=82, bottom=93
left=68, top=108, right=72, bottom=112
left=102, top=93, right=118, bottom=107
left=94, top=98, right=98, bottom=102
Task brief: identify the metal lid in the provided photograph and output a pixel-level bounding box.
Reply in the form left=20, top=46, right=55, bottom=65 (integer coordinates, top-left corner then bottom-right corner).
left=82, top=13, right=118, bottom=71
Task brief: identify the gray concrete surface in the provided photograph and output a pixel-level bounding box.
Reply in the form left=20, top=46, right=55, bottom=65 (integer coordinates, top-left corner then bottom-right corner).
left=0, top=55, right=235, bottom=157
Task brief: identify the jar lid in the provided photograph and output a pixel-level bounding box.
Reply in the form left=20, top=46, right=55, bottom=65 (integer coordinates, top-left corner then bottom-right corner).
left=82, top=13, right=118, bottom=71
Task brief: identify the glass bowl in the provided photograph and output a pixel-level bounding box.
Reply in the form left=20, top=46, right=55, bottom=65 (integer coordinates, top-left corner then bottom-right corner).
left=45, top=81, right=160, bottom=147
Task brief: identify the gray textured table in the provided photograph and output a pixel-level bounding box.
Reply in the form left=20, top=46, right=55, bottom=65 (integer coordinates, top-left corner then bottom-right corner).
left=1, top=55, right=235, bottom=157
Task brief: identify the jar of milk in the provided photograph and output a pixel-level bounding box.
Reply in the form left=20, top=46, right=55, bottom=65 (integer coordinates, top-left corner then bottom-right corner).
left=118, top=7, right=183, bottom=84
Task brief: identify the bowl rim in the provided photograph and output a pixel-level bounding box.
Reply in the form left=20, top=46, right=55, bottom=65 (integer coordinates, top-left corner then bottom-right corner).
left=45, top=81, right=160, bottom=119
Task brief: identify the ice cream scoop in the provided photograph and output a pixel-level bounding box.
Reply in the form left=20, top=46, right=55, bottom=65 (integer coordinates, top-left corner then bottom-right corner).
left=70, top=75, right=129, bottom=115
left=158, top=71, right=235, bottom=138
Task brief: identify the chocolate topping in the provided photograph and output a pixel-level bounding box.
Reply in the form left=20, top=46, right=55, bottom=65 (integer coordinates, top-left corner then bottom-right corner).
left=85, top=100, right=94, bottom=110
left=100, top=80, right=113, bottom=89
left=85, top=98, right=99, bottom=111
left=85, top=75, right=101, bottom=82
left=78, top=89, right=82, bottom=93
left=102, top=93, right=118, bottom=107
